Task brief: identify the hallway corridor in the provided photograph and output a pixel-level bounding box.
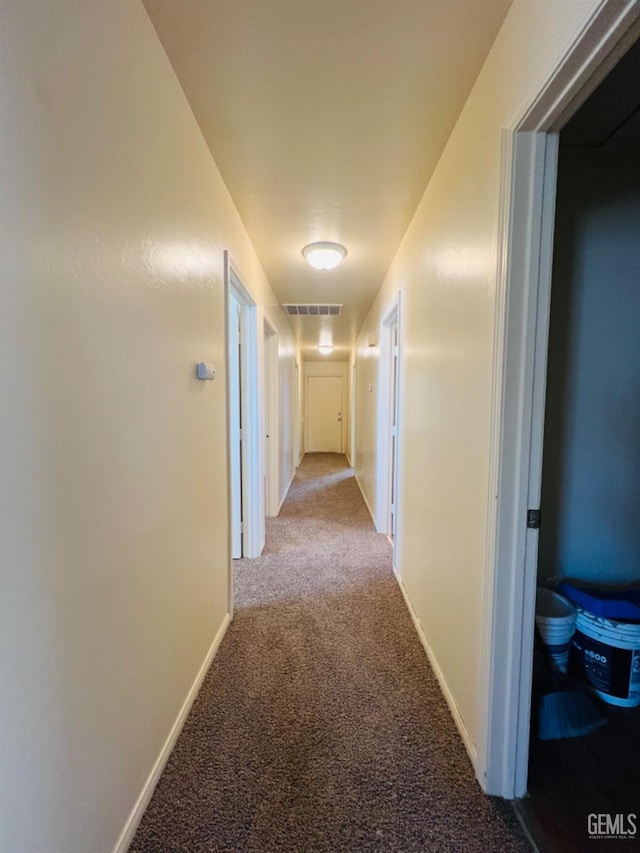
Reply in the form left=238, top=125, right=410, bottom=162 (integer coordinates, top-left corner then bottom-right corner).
left=131, top=455, right=528, bottom=852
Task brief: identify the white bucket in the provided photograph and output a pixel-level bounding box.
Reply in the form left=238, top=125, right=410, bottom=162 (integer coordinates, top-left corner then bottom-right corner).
left=535, top=588, right=577, bottom=673
left=570, top=609, right=640, bottom=708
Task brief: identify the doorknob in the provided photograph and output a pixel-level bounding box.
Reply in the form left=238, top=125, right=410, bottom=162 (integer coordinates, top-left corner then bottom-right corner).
left=337, top=413, right=342, bottom=421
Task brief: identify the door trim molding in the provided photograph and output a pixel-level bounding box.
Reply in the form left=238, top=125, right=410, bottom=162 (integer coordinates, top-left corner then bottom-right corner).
left=224, top=252, right=264, bottom=567
left=293, top=362, right=301, bottom=468
left=348, top=360, right=357, bottom=468
left=479, top=130, right=558, bottom=798
left=264, top=319, right=280, bottom=517
left=375, top=292, right=402, bottom=550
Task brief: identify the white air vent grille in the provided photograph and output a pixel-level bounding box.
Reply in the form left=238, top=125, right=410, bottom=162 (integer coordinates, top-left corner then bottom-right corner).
left=283, top=304, right=343, bottom=316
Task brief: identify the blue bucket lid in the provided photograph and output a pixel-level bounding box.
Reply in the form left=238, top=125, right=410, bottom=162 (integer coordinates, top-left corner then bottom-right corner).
left=558, top=582, right=640, bottom=622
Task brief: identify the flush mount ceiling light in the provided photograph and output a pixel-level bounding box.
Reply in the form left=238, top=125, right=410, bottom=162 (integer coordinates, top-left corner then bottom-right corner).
left=317, top=345, right=334, bottom=355
left=302, top=242, right=347, bottom=271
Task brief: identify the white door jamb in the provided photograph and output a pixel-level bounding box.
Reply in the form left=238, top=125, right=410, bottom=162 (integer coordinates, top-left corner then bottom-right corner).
left=375, top=292, right=402, bottom=547
left=264, top=320, right=280, bottom=517
left=224, top=252, right=264, bottom=563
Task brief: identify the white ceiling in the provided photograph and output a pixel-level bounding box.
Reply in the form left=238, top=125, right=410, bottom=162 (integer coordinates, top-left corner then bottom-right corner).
left=144, top=0, right=512, bottom=360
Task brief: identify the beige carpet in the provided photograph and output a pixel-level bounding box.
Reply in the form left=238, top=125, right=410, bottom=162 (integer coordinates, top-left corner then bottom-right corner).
left=131, top=453, right=529, bottom=852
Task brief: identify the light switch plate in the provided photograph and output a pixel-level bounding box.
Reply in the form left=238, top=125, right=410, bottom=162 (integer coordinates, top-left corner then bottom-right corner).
left=197, top=362, right=216, bottom=380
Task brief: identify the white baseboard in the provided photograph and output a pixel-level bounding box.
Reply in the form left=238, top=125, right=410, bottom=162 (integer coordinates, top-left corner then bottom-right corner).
left=345, top=453, right=352, bottom=467
left=112, top=613, right=232, bottom=853
left=354, top=472, right=376, bottom=528
left=278, top=470, right=296, bottom=514
left=394, top=574, right=477, bottom=769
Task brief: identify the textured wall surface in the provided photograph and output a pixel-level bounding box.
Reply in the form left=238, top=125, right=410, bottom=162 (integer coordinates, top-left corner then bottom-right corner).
left=352, top=0, right=598, bottom=755
left=540, top=151, right=640, bottom=585
left=0, top=2, right=296, bottom=851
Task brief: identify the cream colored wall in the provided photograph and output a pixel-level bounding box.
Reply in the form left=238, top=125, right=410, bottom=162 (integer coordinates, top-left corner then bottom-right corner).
left=302, top=362, right=349, bottom=455
left=275, top=328, right=300, bottom=502
left=0, top=3, right=296, bottom=852
left=353, top=0, right=599, bottom=758
left=352, top=345, right=379, bottom=515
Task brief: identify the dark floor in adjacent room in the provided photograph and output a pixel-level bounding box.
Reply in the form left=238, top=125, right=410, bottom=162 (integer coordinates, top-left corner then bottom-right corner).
left=517, top=703, right=640, bottom=853
left=131, top=453, right=530, bottom=852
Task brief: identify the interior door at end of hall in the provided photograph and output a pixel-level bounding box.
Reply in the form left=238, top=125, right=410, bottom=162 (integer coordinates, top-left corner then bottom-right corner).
left=307, top=375, right=343, bottom=452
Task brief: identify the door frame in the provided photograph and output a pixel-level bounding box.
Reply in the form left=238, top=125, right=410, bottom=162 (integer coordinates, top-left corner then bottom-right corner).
left=264, top=318, right=280, bottom=517
left=479, top=3, right=640, bottom=798
left=293, top=361, right=300, bottom=468
left=349, top=360, right=357, bottom=468
left=228, top=288, right=244, bottom=563
left=224, top=252, right=264, bottom=588
left=376, top=293, right=402, bottom=557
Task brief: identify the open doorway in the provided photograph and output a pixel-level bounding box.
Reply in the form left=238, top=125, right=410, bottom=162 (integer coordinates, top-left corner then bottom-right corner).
left=349, top=361, right=357, bottom=469
left=264, top=319, right=279, bottom=517
left=515, top=39, right=640, bottom=848
left=480, top=4, right=640, bottom=806
left=293, top=362, right=300, bottom=468
left=376, top=296, right=402, bottom=564
left=225, top=253, right=263, bottom=575
left=228, top=288, right=244, bottom=560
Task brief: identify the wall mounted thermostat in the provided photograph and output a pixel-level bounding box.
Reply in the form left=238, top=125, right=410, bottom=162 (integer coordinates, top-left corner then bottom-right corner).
left=197, top=362, right=216, bottom=381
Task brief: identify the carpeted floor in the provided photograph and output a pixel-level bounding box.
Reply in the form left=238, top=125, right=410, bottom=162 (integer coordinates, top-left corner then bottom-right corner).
left=131, top=453, right=530, bottom=852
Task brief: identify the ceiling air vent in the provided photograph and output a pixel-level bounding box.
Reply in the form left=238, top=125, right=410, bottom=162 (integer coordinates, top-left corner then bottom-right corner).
left=283, top=304, right=343, bottom=316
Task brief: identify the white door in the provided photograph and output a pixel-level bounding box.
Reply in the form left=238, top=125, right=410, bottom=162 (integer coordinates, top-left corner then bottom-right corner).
left=307, top=376, right=343, bottom=452
left=294, top=363, right=300, bottom=465
left=229, top=296, right=243, bottom=558
left=263, top=327, right=278, bottom=517
left=389, top=322, right=399, bottom=539
left=350, top=363, right=357, bottom=466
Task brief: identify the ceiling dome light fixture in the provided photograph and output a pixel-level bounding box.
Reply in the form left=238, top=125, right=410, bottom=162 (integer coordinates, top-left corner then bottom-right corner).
left=317, top=345, right=334, bottom=355
left=302, top=241, right=347, bottom=271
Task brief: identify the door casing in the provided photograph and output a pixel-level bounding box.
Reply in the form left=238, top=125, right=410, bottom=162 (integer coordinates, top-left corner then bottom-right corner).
left=264, top=320, right=279, bottom=517
left=376, top=293, right=402, bottom=576
left=224, top=251, right=264, bottom=611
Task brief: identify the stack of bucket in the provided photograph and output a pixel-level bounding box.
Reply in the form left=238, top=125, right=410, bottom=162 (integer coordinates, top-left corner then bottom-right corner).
left=558, top=583, right=640, bottom=709
left=570, top=610, right=640, bottom=707
left=535, top=587, right=577, bottom=673
left=537, top=583, right=640, bottom=708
